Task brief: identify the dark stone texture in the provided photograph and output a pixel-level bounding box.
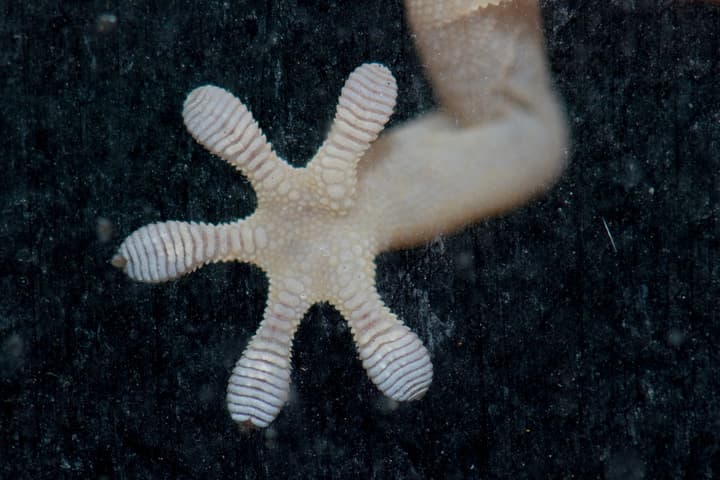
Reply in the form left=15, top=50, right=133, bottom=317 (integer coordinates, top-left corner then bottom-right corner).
left=2, top=1, right=719, bottom=478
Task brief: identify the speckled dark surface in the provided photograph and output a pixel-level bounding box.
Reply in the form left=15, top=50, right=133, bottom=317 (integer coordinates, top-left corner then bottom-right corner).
left=2, top=1, right=720, bottom=478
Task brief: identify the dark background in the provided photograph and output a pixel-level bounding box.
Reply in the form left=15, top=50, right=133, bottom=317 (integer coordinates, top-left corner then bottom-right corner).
left=2, top=1, right=720, bottom=478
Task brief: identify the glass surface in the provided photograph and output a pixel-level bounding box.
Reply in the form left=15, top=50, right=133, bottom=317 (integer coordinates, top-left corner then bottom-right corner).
left=1, top=1, right=719, bottom=477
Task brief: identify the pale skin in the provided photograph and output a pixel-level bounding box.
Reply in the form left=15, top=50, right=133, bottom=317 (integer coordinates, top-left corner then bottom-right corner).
left=113, top=0, right=568, bottom=428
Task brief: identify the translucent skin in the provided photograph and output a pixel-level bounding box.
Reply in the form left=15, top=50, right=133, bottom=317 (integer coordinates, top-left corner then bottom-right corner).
left=363, top=0, right=567, bottom=250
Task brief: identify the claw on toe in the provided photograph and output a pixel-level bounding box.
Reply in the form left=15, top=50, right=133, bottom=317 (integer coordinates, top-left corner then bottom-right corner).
left=111, top=254, right=127, bottom=269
